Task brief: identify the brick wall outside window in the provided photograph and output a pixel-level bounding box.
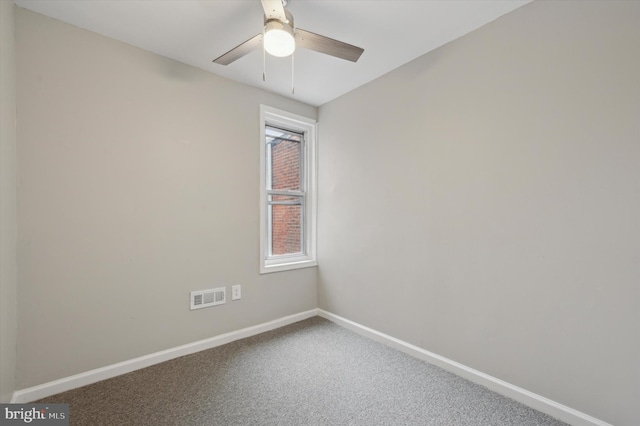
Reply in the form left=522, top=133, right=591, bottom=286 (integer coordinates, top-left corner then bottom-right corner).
left=271, top=139, right=301, bottom=255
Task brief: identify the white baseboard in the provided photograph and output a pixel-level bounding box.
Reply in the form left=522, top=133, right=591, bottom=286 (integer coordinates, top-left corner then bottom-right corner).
left=317, top=309, right=612, bottom=426
left=11, top=309, right=318, bottom=403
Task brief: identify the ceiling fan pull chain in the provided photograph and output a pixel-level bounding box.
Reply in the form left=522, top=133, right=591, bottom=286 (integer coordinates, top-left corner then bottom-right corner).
left=291, top=51, right=295, bottom=95
left=262, top=33, right=266, bottom=82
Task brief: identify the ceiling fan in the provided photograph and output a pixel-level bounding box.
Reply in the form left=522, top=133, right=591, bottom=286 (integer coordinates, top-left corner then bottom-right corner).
left=212, top=0, right=364, bottom=66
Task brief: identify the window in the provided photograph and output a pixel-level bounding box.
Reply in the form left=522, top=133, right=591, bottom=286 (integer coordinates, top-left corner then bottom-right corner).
left=260, top=105, right=317, bottom=273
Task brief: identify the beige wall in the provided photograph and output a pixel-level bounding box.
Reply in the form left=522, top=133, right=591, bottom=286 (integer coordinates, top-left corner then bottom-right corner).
left=317, top=1, right=639, bottom=425
left=15, top=7, right=317, bottom=389
left=0, top=1, right=18, bottom=403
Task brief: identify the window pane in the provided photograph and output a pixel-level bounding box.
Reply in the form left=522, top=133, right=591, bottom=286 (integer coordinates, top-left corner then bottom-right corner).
left=266, top=126, right=302, bottom=191
left=268, top=195, right=303, bottom=256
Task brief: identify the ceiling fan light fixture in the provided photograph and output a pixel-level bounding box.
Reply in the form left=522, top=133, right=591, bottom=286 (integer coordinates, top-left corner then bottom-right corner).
left=264, top=20, right=295, bottom=57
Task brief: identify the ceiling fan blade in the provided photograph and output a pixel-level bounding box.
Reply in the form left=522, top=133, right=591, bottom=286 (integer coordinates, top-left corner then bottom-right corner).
left=295, top=29, right=364, bottom=63
left=213, top=34, right=263, bottom=65
left=261, top=0, right=288, bottom=23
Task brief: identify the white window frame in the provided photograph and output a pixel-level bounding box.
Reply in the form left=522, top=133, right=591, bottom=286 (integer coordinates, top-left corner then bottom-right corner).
left=260, top=105, right=317, bottom=274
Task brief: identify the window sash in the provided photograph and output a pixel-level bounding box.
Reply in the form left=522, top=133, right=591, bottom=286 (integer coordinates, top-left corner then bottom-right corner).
left=266, top=192, right=305, bottom=258
left=265, top=125, right=304, bottom=193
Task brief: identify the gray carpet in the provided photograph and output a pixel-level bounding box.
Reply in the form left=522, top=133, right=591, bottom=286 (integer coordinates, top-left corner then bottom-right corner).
left=37, top=317, right=568, bottom=426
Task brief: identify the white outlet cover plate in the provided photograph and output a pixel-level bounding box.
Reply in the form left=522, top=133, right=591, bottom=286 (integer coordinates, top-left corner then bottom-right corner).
left=232, top=285, right=241, bottom=300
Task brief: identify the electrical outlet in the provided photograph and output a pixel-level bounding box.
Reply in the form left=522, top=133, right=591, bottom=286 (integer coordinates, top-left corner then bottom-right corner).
left=231, top=285, right=241, bottom=301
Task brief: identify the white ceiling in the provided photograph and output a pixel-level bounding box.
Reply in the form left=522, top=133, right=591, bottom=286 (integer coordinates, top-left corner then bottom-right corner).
left=13, top=0, right=531, bottom=107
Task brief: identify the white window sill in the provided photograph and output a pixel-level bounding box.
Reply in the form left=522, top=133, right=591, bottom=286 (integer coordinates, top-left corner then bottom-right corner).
left=260, top=259, right=318, bottom=274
